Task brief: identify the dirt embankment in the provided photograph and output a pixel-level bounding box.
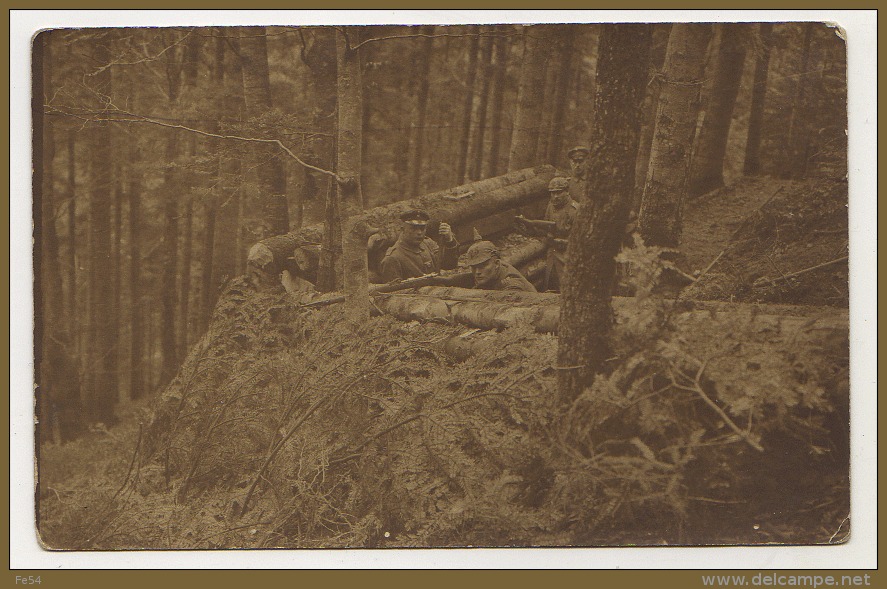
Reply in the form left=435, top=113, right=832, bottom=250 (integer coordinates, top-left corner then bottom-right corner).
left=682, top=175, right=848, bottom=307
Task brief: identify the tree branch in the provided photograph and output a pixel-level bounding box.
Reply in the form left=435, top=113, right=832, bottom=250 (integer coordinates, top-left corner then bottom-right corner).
left=46, top=104, right=343, bottom=182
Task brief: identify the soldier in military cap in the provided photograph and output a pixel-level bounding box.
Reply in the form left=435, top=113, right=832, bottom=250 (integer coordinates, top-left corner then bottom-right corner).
left=464, top=241, right=537, bottom=292
left=515, top=176, right=579, bottom=291
left=567, top=145, right=590, bottom=203
left=379, top=209, right=460, bottom=282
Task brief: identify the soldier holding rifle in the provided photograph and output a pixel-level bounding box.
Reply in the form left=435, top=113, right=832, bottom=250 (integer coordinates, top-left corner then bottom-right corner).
left=514, top=176, right=578, bottom=292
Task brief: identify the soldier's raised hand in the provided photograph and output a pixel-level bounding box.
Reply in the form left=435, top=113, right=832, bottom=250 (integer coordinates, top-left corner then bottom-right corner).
left=438, top=222, right=456, bottom=244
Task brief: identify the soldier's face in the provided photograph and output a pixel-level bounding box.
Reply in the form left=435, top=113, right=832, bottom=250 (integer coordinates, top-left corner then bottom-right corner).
left=471, top=258, right=500, bottom=287
left=550, top=189, right=568, bottom=208
left=402, top=222, right=427, bottom=247
left=570, top=155, right=588, bottom=177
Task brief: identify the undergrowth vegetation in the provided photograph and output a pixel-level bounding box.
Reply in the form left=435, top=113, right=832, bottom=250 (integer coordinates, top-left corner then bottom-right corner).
left=38, top=245, right=849, bottom=549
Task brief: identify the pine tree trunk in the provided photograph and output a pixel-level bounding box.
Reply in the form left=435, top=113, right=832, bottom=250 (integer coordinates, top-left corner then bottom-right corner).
left=456, top=27, right=480, bottom=184
left=112, top=161, right=123, bottom=401
left=782, top=23, right=816, bottom=179
left=336, top=30, right=369, bottom=319
left=556, top=24, right=652, bottom=403
left=743, top=23, right=774, bottom=176
left=689, top=24, right=748, bottom=197
left=408, top=27, right=435, bottom=196
left=86, top=38, right=117, bottom=423
left=545, top=26, right=577, bottom=165
left=65, top=131, right=78, bottom=361
left=638, top=24, right=712, bottom=248
left=159, top=42, right=182, bottom=387
left=239, top=26, right=289, bottom=238
left=469, top=31, right=495, bottom=181
left=634, top=23, right=673, bottom=210
left=300, top=27, right=340, bottom=293
left=127, top=136, right=144, bottom=400
left=178, top=197, right=194, bottom=352
left=485, top=32, right=510, bottom=178
left=508, top=26, right=552, bottom=171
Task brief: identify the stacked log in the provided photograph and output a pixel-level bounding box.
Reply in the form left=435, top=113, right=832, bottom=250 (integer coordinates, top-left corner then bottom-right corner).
left=248, top=165, right=556, bottom=283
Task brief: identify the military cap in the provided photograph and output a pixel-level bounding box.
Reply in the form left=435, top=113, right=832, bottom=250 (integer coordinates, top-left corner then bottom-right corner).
left=465, top=241, right=500, bottom=266
left=399, top=209, right=430, bottom=226
left=548, top=176, right=571, bottom=192
left=567, top=145, right=591, bottom=159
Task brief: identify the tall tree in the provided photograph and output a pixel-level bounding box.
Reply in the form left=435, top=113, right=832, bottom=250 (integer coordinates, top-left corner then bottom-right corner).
left=299, top=27, right=341, bottom=292
left=127, top=129, right=145, bottom=400
left=159, top=32, right=183, bottom=387
left=781, top=22, right=816, bottom=179
left=544, top=26, right=577, bottom=165
left=743, top=23, right=774, bottom=176
left=508, top=26, right=553, bottom=171
left=688, top=24, right=748, bottom=198
left=239, top=26, right=289, bottom=237
left=336, top=29, right=369, bottom=319
left=634, top=23, right=673, bottom=210
left=469, top=30, right=495, bottom=181
left=485, top=31, right=510, bottom=178
left=456, top=27, right=480, bottom=183
left=557, top=24, right=652, bottom=403
left=85, top=34, right=117, bottom=423
left=638, top=24, right=712, bottom=248
left=408, top=26, right=435, bottom=196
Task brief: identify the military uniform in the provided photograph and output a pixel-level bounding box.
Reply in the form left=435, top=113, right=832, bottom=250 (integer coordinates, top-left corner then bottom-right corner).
left=568, top=175, right=587, bottom=203
left=543, top=189, right=579, bottom=292
left=479, top=261, right=537, bottom=292
left=379, top=237, right=459, bottom=282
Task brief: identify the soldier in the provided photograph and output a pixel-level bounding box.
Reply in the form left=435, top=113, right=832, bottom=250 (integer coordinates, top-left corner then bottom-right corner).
left=464, top=241, right=537, bottom=292
left=379, top=209, right=460, bottom=282
left=566, top=145, right=590, bottom=203
left=515, top=176, right=579, bottom=291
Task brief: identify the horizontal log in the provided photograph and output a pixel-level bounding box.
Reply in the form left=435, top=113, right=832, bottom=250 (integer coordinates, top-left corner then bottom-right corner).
left=248, top=166, right=556, bottom=279
left=376, top=287, right=849, bottom=339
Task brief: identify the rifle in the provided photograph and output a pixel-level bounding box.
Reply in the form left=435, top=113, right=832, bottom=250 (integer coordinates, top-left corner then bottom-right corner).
left=514, top=215, right=557, bottom=235
left=299, top=271, right=472, bottom=308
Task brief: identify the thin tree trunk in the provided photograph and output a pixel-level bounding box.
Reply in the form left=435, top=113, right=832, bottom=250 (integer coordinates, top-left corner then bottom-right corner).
left=86, top=37, right=117, bottom=423
left=159, top=40, right=182, bottom=387
left=689, top=24, right=748, bottom=197
left=240, top=26, right=289, bottom=237
left=178, top=196, right=194, bottom=351
left=456, top=27, right=480, bottom=183
left=743, top=23, right=774, bottom=176
left=638, top=24, right=712, bottom=248
left=508, top=26, right=552, bottom=171
left=65, top=131, right=77, bottom=352
left=408, top=26, right=435, bottom=196
left=469, top=31, right=495, bottom=181
left=782, top=22, right=815, bottom=179
left=300, top=27, right=340, bottom=292
left=336, top=30, right=369, bottom=319
left=545, top=26, right=577, bottom=165
left=112, top=160, right=123, bottom=401
left=127, top=132, right=144, bottom=400
left=557, top=24, right=652, bottom=403
left=485, top=32, right=510, bottom=178
left=634, top=23, right=673, bottom=210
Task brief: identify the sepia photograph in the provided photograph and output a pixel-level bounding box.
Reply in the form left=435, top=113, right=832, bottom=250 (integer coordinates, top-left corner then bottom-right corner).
left=25, top=11, right=868, bottom=559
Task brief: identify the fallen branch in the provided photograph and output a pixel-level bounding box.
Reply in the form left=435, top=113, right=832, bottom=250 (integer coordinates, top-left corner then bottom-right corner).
left=670, top=359, right=764, bottom=453
left=753, top=255, right=848, bottom=287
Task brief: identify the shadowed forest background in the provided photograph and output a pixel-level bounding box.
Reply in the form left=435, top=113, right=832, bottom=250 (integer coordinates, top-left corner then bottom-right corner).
left=34, top=22, right=850, bottom=549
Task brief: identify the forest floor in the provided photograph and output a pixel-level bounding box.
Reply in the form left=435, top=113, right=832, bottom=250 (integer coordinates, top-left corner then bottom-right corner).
left=37, top=173, right=850, bottom=550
